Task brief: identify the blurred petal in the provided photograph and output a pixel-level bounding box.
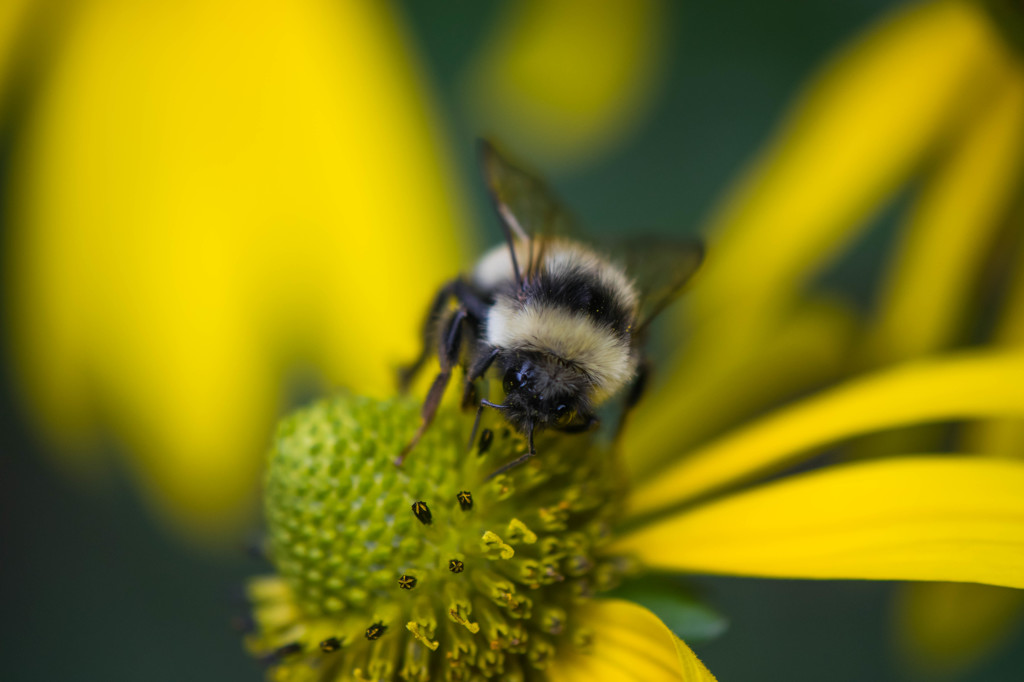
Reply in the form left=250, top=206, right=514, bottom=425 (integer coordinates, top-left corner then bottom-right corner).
left=683, top=0, right=1006, bottom=373
left=855, top=42, right=1024, bottom=676
left=916, top=176, right=1024, bottom=672
left=547, top=599, right=717, bottom=681
left=463, top=0, right=666, bottom=168
left=635, top=0, right=1012, bottom=493
left=986, top=221, right=1024, bottom=347
left=4, top=0, right=466, bottom=540
left=0, top=0, right=32, bottom=94
left=625, top=297, right=855, bottom=480
left=894, top=582, right=1024, bottom=675
left=965, top=212, right=1024, bottom=456
left=614, top=457, right=1024, bottom=588
left=971, top=403, right=1024, bottom=457
left=864, top=62, right=1024, bottom=362
left=629, top=350, right=1024, bottom=517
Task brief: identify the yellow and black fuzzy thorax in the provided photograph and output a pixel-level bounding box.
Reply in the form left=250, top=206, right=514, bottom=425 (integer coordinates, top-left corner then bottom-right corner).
left=483, top=240, right=640, bottom=404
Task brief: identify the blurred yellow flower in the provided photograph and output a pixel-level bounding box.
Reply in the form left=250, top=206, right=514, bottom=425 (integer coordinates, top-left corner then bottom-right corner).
left=2, top=0, right=468, bottom=541
left=622, top=0, right=1024, bottom=674
left=462, top=0, right=667, bottom=168
left=628, top=0, right=1022, bottom=467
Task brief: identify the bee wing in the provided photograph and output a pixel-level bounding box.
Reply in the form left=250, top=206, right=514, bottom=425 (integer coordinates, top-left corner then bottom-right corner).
left=478, top=139, right=704, bottom=325
left=617, top=237, right=705, bottom=338
left=479, top=139, right=581, bottom=281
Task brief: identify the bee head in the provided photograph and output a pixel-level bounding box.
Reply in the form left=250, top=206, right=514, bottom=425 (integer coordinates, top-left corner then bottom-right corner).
left=499, top=354, right=593, bottom=434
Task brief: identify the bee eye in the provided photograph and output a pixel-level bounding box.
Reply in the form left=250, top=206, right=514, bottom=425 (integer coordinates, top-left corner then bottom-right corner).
left=554, top=404, right=573, bottom=427
left=503, top=369, right=520, bottom=394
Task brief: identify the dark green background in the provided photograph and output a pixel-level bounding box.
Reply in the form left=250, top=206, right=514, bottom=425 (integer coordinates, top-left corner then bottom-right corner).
left=3, top=1, right=1022, bottom=680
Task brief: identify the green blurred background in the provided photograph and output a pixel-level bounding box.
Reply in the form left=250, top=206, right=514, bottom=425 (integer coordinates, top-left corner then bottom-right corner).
left=2, top=1, right=1022, bottom=680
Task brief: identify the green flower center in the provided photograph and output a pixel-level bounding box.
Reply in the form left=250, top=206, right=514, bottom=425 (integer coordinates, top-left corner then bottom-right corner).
left=244, top=394, right=628, bottom=681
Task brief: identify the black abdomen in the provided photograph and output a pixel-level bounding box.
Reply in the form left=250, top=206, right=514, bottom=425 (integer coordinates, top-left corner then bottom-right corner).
left=524, top=266, right=633, bottom=335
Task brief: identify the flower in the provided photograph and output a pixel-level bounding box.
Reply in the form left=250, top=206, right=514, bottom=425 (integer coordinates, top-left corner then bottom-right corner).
left=6, top=0, right=1024, bottom=676
left=244, top=394, right=717, bottom=680
left=461, top=0, right=667, bottom=168
left=614, top=0, right=1024, bottom=673
left=242, top=360, right=1024, bottom=680
left=2, top=0, right=469, bottom=541
left=625, top=0, right=1024, bottom=471
left=238, top=2, right=1024, bottom=676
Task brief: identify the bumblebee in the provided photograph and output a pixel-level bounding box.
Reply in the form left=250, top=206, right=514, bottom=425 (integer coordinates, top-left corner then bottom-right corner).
left=397, top=141, right=703, bottom=476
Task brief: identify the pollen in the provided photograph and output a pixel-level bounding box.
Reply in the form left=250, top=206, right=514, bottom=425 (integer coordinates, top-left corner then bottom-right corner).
left=243, top=394, right=627, bottom=680
left=477, top=428, right=494, bottom=456
left=411, top=500, right=433, bottom=525
left=320, top=637, right=341, bottom=653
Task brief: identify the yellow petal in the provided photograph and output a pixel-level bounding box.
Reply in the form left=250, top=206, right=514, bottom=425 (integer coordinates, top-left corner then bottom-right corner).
left=894, top=582, right=1024, bottom=675
left=0, top=0, right=32, bottom=99
left=864, top=62, right=1024, bottom=363
left=637, top=0, right=1010, bottom=489
left=547, top=599, right=717, bottom=681
left=625, top=297, right=855, bottom=480
left=683, top=0, right=1005, bottom=373
left=4, top=0, right=466, bottom=541
left=969, top=409, right=1024, bottom=460
left=614, top=457, right=1024, bottom=588
left=463, top=0, right=665, bottom=168
left=986, top=220, right=1024, bottom=347
left=841, top=64, right=1024, bottom=463
left=629, top=350, right=1024, bottom=517
left=964, top=200, right=1024, bottom=457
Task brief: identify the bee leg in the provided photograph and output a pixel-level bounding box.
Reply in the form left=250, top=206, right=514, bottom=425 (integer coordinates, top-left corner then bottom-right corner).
left=452, top=280, right=491, bottom=320
left=461, top=346, right=499, bottom=408
left=461, top=381, right=479, bottom=411
left=485, top=451, right=536, bottom=480
left=396, top=308, right=468, bottom=465
left=462, top=347, right=500, bottom=449
left=397, top=280, right=458, bottom=393
left=484, top=427, right=537, bottom=480
left=615, top=359, right=650, bottom=439
left=467, top=403, right=484, bottom=452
